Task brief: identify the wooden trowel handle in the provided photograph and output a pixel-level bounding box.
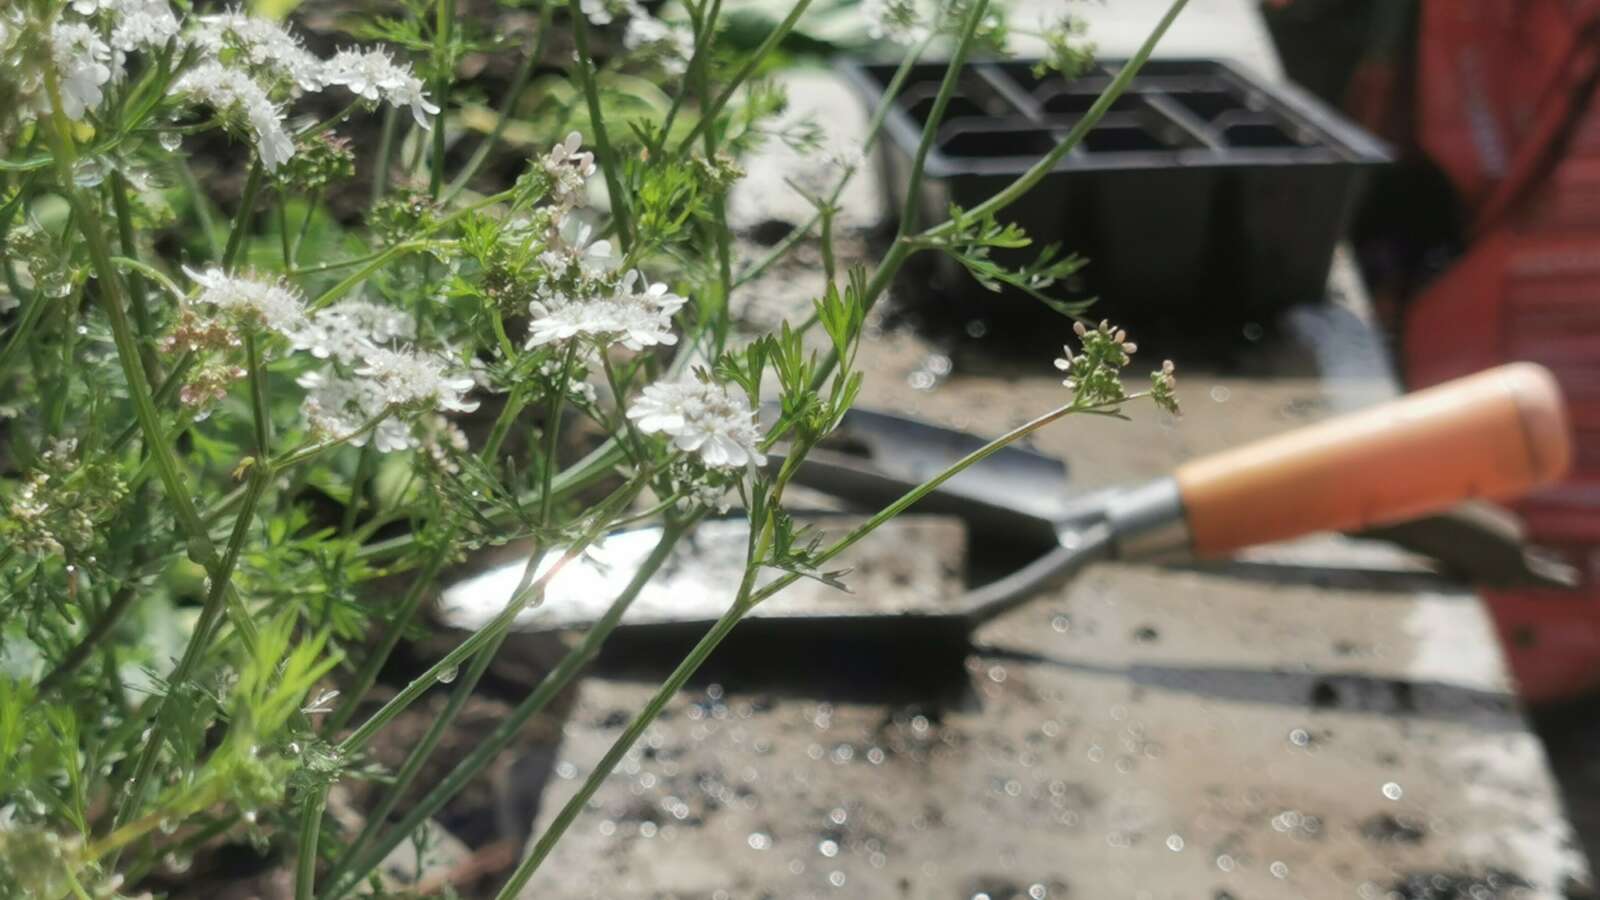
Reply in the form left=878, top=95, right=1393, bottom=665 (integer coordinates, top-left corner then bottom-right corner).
left=1174, top=363, right=1572, bottom=558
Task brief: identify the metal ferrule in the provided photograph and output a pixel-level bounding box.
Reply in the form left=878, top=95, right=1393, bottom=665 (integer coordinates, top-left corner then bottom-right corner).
left=1100, top=477, right=1192, bottom=562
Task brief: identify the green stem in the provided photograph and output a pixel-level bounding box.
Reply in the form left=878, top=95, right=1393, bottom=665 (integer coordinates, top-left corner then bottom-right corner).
left=334, top=473, right=650, bottom=754
left=291, top=188, right=320, bottom=264
left=112, top=467, right=269, bottom=833
left=429, top=0, right=456, bottom=198
left=37, top=579, right=141, bottom=694
left=111, top=171, right=160, bottom=383
left=921, top=0, right=1190, bottom=238
left=319, top=518, right=691, bottom=900
left=174, top=158, right=223, bottom=261
left=732, top=31, right=931, bottom=289
left=222, top=163, right=265, bottom=271
left=493, top=549, right=754, bottom=896
left=371, top=106, right=399, bottom=204
left=340, top=445, right=374, bottom=537
left=898, top=0, right=988, bottom=234
left=244, top=331, right=271, bottom=457
left=567, top=0, right=632, bottom=251
left=444, top=0, right=553, bottom=202
left=673, top=0, right=816, bottom=155
left=294, top=787, right=328, bottom=900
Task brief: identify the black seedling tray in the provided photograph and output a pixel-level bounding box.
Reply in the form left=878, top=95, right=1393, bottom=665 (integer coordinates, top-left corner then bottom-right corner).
left=843, top=58, right=1391, bottom=325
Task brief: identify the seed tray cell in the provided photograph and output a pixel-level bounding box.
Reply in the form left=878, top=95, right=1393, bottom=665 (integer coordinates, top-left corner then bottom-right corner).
left=843, top=57, right=1391, bottom=321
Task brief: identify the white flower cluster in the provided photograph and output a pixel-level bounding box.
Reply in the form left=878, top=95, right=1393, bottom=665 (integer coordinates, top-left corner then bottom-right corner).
left=862, top=0, right=930, bottom=45
left=322, top=47, right=441, bottom=128
left=299, top=348, right=478, bottom=453
left=183, top=266, right=316, bottom=348
left=541, top=132, right=597, bottom=212
left=170, top=269, right=476, bottom=452
left=174, top=62, right=296, bottom=170
left=623, top=16, right=695, bottom=77
left=627, top=378, right=766, bottom=470
left=576, top=0, right=693, bottom=75
left=26, top=1, right=437, bottom=172
left=526, top=269, right=686, bottom=353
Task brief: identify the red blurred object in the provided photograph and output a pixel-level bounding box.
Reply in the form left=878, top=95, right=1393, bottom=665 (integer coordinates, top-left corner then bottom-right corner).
left=1404, top=0, right=1600, bottom=704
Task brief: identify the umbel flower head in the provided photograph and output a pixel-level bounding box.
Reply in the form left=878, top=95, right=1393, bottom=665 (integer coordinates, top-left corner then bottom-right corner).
left=627, top=375, right=767, bottom=470
left=173, top=62, right=295, bottom=170
left=181, top=266, right=315, bottom=348
left=525, top=269, right=685, bottom=352
left=542, top=132, right=597, bottom=210
left=322, top=47, right=440, bottom=128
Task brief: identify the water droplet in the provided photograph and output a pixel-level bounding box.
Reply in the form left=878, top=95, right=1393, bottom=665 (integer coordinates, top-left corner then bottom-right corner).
left=988, top=665, right=1007, bottom=684
left=1270, top=861, right=1289, bottom=879
left=556, top=761, right=577, bottom=779
left=966, top=319, right=989, bottom=338
left=243, top=809, right=257, bottom=824
left=599, top=819, right=617, bottom=836
left=829, top=807, right=847, bottom=825
left=1382, top=782, right=1403, bottom=800
left=1242, top=322, right=1264, bottom=342
left=639, top=821, right=658, bottom=838
left=1086, top=744, right=1105, bottom=763
left=907, top=370, right=936, bottom=391
left=748, top=831, right=770, bottom=850
left=1028, top=886, right=1049, bottom=900
left=158, top=818, right=178, bottom=835
left=1288, top=728, right=1310, bottom=747
left=818, top=839, right=839, bottom=858
left=73, top=157, right=107, bottom=187
left=164, top=852, right=191, bottom=874
left=828, top=870, right=846, bottom=887
left=1216, top=854, right=1236, bottom=872
left=870, top=851, right=887, bottom=867
left=437, top=665, right=459, bottom=684
left=1051, top=615, right=1071, bottom=633
left=866, top=747, right=885, bottom=765
left=1165, top=834, right=1185, bottom=851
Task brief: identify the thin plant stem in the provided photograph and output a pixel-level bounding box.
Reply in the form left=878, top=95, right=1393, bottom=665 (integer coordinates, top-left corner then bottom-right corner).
left=110, top=171, right=160, bottom=383
left=673, top=0, right=817, bottom=155
left=291, top=188, right=320, bottom=264
left=567, top=0, right=632, bottom=251
left=293, top=787, right=327, bottom=900
left=334, top=471, right=650, bottom=755
left=222, top=162, right=265, bottom=271
left=173, top=157, right=223, bottom=261
left=921, top=0, right=1191, bottom=238
left=429, top=0, right=456, bottom=198
left=897, top=0, right=989, bottom=234
left=371, top=106, right=399, bottom=204
left=444, top=0, right=553, bottom=202
left=319, top=517, right=692, bottom=900
left=732, top=31, right=933, bottom=289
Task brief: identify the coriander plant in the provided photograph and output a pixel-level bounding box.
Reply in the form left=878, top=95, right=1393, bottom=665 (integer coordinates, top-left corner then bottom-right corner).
left=0, top=0, right=1187, bottom=894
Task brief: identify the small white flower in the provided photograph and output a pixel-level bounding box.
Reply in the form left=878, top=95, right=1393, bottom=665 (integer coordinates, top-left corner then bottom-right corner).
left=51, top=22, right=115, bottom=119
left=525, top=269, right=685, bottom=352
left=107, top=0, right=181, bottom=53
left=355, top=347, right=480, bottom=414
left=298, top=370, right=413, bottom=451
left=539, top=214, right=618, bottom=277
left=191, top=10, right=325, bottom=92
left=304, top=297, right=416, bottom=363
left=623, top=16, right=694, bottom=76
left=580, top=0, right=644, bottom=26
left=174, top=62, right=294, bottom=170
left=542, top=132, right=597, bottom=210
left=627, top=377, right=766, bottom=470
left=862, top=0, right=930, bottom=45
left=322, top=47, right=439, bottom=128
left=183, top=266, right=314, bottom=346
